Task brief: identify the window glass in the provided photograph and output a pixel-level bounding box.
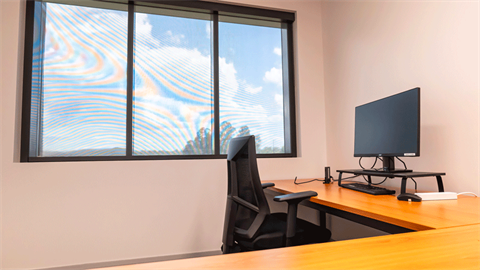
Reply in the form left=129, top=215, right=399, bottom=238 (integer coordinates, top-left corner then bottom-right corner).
left=133, top=11, right=213, bottom=155
left=219, top=19, right=286, bottom=154
left=35, top=2, right=128, bottom=156
left=22, top=1, right=296, bottom=161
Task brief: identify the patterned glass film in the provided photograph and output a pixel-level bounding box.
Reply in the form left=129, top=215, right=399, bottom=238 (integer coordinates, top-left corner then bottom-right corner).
left=133, top=11, right=213, bottom=155
left=219, top=18, right=286, bottom=154
left=24, top=1, right=295, bottom=161
left=35, top=2, right=128, bottom=156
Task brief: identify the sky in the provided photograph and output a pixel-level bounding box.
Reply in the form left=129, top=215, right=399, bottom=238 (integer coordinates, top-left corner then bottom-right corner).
left=37, top=2, right=285, bottom=156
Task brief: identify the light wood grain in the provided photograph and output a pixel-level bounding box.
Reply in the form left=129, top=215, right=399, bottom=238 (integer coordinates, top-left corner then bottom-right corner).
left=92, top=224, right=480, bottom=270
left=267, top=179, right=480, bottom=231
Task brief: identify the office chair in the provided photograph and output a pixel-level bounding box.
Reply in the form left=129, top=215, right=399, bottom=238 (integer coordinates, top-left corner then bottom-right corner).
left=222, top=136, right=331, bottom=254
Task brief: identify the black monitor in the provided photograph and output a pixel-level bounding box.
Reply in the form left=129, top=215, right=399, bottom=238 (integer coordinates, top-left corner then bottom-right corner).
left=354, top=87, right=420, bottom=172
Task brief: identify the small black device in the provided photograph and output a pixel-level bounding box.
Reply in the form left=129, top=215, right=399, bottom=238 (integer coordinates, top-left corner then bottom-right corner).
left=354, top=87, right=420, bottom=173
left=324, top=166, right=332, bottom=184
left=397, top=193, right=422, bottom=202
left=340, top=183, right=395, bottom=195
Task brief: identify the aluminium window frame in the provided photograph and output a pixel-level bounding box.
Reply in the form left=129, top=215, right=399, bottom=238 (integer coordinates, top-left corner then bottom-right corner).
left=20, top=0, right=297, bottom=162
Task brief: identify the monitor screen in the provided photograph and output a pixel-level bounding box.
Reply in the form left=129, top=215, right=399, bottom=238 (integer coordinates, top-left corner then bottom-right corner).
left=354, top=87, right=420, bottom=157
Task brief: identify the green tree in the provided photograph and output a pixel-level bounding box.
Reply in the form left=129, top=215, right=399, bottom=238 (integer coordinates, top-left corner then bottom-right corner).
left=220, top=121, right=237, bottom=154
left=183, top=123, right=256, bottom=154
left=255, top=134, right=262, bottom=152
left=182, top=127, right=213, bottom=155
left=237, top=125, right=251, bottom=137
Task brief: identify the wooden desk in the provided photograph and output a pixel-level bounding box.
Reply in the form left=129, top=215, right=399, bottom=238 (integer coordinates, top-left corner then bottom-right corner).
left=266, top=179, right=480, bottom=232
left=93, top=224, right=480, bottom=270
left=90, top=179, right=480, bottom=270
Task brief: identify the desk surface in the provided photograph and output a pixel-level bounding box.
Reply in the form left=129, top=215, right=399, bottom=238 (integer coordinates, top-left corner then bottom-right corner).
left=94, top=224, right=480, bottom=270
left=267, top=179, right=480, bottom=231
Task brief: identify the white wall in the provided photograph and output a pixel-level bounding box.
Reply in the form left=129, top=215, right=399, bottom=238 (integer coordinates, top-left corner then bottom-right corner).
left=321, top=0, right=480, bottom=194
left=0, top=1, right=328, bottom=269
left=3, top=0, right=479, bottom=269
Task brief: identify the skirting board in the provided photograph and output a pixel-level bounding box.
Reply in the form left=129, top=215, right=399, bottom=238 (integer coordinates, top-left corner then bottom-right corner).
left=36, top=250, right=222, bottom=270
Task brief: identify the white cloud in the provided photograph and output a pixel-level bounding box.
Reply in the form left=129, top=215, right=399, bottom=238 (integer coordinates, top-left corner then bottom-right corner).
left=219, top=57, right=239, bottom=95
left=139, top=94, right=201, bottom=129
left=251, top=105, right=266, bottom=113
left=275, top=94, right=283, bottom=106
left=269, top=115, right=283, bottom=123
left=273, top=47, right=282, bottom=56
left=136, top=13, right=152, bottom=36
left=166, top=30, right=185, bottom=44
left=161, top=47, right=210, bottom=67
left=52, top=6, right=128, bottom=36
left=245, top=85, right=262, bottom=94
left=205, top=22, right=211, bottom=38
left=264, top=67, right=283, bottom=86
left=134, top=45, right=212, bottom=98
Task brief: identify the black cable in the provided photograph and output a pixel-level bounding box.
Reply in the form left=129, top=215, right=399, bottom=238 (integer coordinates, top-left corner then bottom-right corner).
left=410, top=177, right=417, bottom=192
left=396, top=156, right=408, bottom=170
left=294, top=175, right=360, bottom=185
left=359, top=157, right=379, bottom=170
left=371, top=157, right=379, bottom=169
left=294, top=177, right=323, bottom=185
left=358, top=156, right=384, bottom=183
left=361, top=175, right=388, bottom=185
left=359, top=157, right=365, bottom=169
left=372, top=177, right=388, bottom=185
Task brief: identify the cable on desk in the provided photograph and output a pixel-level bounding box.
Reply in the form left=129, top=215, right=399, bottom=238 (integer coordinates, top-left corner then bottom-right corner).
left=457, top=192, right=478, bottom=197
left=294, top=175, right=360, bottom=185
left=294, top=177, right=323, bottom=185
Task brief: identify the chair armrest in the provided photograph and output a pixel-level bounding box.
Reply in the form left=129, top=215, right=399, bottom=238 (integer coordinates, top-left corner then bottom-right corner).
left=273, top=191, right=317, bottom=202
left=273, top=191, right=318, bottom=246
left=262, top=182, right=275, bottom=189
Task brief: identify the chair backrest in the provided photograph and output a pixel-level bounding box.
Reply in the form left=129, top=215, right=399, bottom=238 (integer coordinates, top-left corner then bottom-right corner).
left=222, top=136, right=270, bottom=247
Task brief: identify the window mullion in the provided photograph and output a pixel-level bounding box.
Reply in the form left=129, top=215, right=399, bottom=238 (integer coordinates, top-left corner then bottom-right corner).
left=213, top=11, right=220, bottom=156
left=37, top=3, right=47, bottom=158
left=281, top=22, right=296, bottom=156
left=287, top=22, right=297, bottom=156
left=20, top=0, right=37, bottom=162
left=126, top=1, right=135, bottom=157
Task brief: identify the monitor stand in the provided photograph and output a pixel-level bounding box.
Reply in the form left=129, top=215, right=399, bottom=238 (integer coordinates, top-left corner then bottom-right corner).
left=336, top=169, right=446, bottom=194
left=363, top=169, right=413, bottom=173
left=363, top=157, right=412, bottom=173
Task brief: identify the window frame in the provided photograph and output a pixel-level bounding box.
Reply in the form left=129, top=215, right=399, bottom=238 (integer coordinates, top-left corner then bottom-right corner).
left=20, top=0, right=297, bottom=162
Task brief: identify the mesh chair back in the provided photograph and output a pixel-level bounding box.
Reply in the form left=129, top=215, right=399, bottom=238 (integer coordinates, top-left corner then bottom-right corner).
left=223, top=136, right=270, bottom=244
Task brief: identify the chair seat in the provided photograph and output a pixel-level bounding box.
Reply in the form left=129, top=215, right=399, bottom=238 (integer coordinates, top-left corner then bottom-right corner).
left=236, top=213, right=331, bottom=250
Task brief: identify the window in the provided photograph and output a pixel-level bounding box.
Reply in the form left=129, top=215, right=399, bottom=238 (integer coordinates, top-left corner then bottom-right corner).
left=133, top=8, right=213, bottom=156
left=21, top=0, right=296, bottom=162
left=219, top=17, right=290, bottom=154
